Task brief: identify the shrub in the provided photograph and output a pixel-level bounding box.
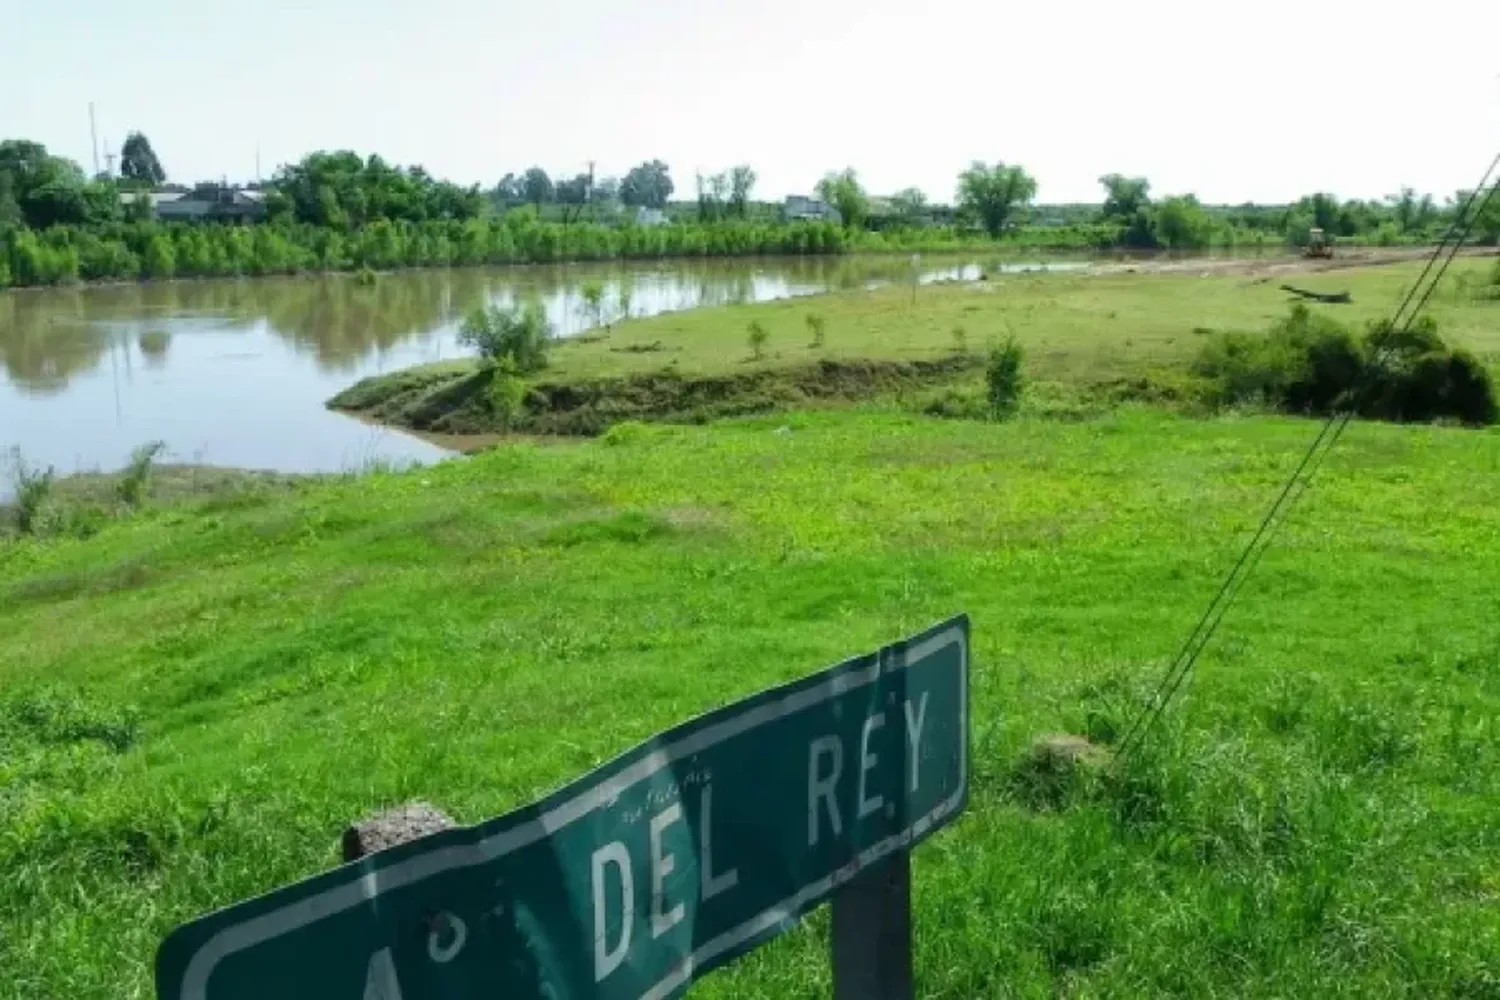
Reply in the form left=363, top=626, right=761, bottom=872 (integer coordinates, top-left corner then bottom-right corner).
left=580, top=280, right=607, bottom=330
left=921, top=387, right=990, bottom=421
left=458, top=302, right=551, bottom=373
left=353, top=266, right=378, bottom=287
left=747, top=320, right=769, bottom=360
left=485, top=358, right=530, bottom=429
left=987, top=338, right=1024, bottom=418
left=8, top=448, right=56, bottom=535
left=118, top=441, right=166, bottom=508
left=1194, top=305, right=1498, bottom=426
left=806, top=313, right=826, bottom=348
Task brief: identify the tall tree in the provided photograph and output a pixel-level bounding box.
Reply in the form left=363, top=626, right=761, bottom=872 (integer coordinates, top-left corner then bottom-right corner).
left=956, top=161, right=1036, bottom=236
left=120, top=132, right=166, bottom=186
left=0, top=139, right=116, bottom=228
left=890, top=187, right=928, bottom=222
left=555, top=173, right=590, bottom=223
left=620, top=160, right=674, bottom=209
left=729, top=166, right=756, bottom=218
left=494, top=173, right=524, bottom=206
left=1152, top=194, right=1212, bottom=249
left=1099, top=174, right=1156, bottom=247
left=1099, top=174, right=1151, bottom=219
left=521, top=167, right=553, bottom=213
left=816, top=169, right=869, bottom=229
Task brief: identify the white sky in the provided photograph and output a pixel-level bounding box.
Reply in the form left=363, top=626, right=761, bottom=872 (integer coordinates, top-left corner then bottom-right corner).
left=5, top=0, right=1498, bottom=205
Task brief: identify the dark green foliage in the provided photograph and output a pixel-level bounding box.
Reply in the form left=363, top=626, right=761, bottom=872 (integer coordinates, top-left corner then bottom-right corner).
left=271, top=151, right=483, bottom=228
left=986, top=338, right=1024, bottom=417
left=1152, top=195, right=1213, bottom=250
left=119, top=132, right=166, bottom=186
left=619, top=160, right=673, bottom=209
left=1195, top=305, right=1498, bottom=425
left=457, top=302, right=552, bottom=373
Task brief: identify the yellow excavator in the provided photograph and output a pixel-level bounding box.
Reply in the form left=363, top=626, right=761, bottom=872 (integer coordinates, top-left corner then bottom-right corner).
left=1304, top=227, right=1334, bottom=259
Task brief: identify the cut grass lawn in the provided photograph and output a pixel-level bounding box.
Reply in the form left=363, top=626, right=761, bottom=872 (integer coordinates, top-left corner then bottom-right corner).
left=4, top=406, right=1500, bottom=997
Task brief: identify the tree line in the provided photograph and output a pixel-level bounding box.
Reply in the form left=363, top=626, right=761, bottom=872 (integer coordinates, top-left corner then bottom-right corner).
left=3, top=133, right=1497, bottom=289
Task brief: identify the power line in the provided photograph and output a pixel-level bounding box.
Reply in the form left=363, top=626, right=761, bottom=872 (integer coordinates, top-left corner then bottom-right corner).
left=1115, top=156, right=1500, bottom=760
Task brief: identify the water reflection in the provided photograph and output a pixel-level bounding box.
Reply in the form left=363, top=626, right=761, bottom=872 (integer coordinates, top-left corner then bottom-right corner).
left=0, top=254, right=1095, bottom=483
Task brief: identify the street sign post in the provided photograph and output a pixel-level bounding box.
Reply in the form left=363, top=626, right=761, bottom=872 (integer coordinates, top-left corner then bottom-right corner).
left=156, top=615, right=969, bottom=1000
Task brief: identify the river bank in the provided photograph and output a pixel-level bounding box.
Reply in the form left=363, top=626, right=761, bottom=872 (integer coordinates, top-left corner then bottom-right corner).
left=331, top=254, right=1500, bottom=438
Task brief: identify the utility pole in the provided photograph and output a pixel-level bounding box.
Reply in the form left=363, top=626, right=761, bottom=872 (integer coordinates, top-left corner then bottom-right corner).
left=256, top=143, right=262, bottom=185
left=89, top=102, right=100, bottom=177
left=103, top=138, right=116, bottom=179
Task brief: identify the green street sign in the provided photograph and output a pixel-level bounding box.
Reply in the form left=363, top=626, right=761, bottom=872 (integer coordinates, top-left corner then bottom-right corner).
left=156, top=615, right=969, bottom=1000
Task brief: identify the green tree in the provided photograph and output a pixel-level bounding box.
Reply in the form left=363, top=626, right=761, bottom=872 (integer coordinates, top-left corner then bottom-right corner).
left=1453, top=186, right=1500, bottom=245
left=890, top=187, right=928, bottom=223
left=494, top=173, right=524, bottom=207
left=522, top=168, right=553, bottom=213
left=1099, top=174, right=1156, bottom=248
left=0, top=139, right=115, bottom=228
left=1153, top=194, right=1212, bottom=249
left=620, top=160, right=674, bottom=209
left=120, top=132, right=166, bottom=186
left=956, top=161, right=1037, bottom=237
left=1100, top=174, right=1151, bottom=220
left=816, top=169, right=869, bottom=230
left=729, top=166, right=756, bottom=219
left=555, top=173, right=590, bottom=223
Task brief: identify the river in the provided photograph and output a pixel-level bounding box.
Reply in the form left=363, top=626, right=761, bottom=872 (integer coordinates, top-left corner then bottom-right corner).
left=0, top=255, right=1109, bottom=487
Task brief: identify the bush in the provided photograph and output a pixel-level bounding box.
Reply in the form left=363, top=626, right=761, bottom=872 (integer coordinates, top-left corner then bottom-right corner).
left=747, top=321, right=769, bottom=360
left=1194, top=305, right=1498, bottom=425
left=806, top=313, right=826, bottom=348
left=921, top=387, right=991, bottom=421
left=8, top=448, right=56, bottom=535
left=458, top=302, right=551, bottom=373
left=118, top=441, right=166, bottom=508
left=580, top=280, right=607, bottom=330
left=987, top=338, right=1024, bottom=418
left=484, top=358, right=530, bottom=429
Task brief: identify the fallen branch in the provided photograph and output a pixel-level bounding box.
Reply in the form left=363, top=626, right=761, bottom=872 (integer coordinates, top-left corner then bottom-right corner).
left=1280, top=284, right=1352, bottom=304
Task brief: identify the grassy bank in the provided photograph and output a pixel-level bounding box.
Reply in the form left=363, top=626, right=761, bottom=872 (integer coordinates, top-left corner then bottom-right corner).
left=4, top=405, right=1500, bottom=996
left=332, top=256, right=1500, bottom=435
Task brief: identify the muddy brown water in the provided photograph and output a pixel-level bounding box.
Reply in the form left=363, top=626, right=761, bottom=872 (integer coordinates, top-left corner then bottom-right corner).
left=1, top=251, right=1302, bottom=494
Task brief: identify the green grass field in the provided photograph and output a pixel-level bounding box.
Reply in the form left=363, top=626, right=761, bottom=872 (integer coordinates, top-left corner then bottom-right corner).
left=331, top=256, right=1500, bottom=438
left=5, top=399, right=1500, bottom=996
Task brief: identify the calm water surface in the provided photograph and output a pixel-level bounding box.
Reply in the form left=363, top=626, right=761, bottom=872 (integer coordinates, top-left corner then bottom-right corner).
left=0, top=255, right=1091, bottom=488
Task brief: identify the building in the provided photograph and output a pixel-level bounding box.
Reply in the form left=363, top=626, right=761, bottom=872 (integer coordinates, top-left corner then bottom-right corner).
left=634, top=207, right=669, bottom=227
left=127, top=185, right=268, bottom=224
left=782, top=195, right=841, bottom=224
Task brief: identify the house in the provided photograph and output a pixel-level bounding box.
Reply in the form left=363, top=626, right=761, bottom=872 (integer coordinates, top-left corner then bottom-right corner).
left=634, top=207, right=669, bottom=227
left=782, top=195, right=841, bottom=224
left=128, top=185, right=268, bottom=224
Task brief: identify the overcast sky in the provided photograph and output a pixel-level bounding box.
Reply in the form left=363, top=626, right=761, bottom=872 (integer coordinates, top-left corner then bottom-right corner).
left=6, top=0, right=1498, bottom=205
